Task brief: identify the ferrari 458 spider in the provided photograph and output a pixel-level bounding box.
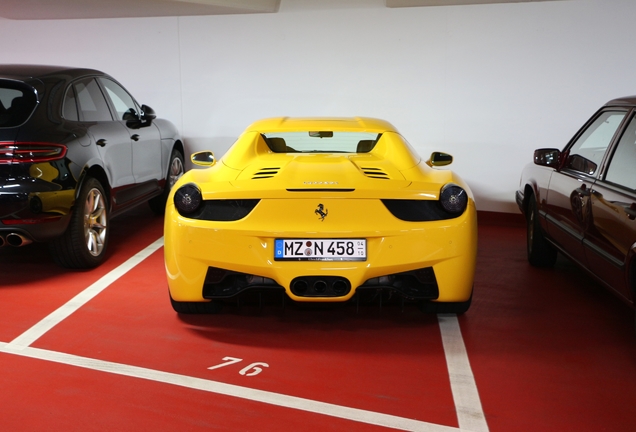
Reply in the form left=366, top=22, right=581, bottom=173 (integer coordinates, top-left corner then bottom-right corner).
left=165, top=117, right=477, bottom=314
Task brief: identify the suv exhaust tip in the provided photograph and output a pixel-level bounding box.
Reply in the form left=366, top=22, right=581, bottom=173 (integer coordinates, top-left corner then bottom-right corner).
left=6, top=233, right=33, bottom=247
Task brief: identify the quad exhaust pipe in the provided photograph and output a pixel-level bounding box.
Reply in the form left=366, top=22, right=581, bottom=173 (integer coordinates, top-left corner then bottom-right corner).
left=291, top=276, right=351, bottom=297
left=1, top=233, right=33, bottom=247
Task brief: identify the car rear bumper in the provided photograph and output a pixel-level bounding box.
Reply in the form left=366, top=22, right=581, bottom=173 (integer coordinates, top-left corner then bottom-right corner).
left=0, top=185, right=74, bottom=242
left=165, top=199, right=478, bottom=304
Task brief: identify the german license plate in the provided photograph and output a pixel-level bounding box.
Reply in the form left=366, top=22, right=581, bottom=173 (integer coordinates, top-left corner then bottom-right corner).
left=274, top=239, right=366, bottom=261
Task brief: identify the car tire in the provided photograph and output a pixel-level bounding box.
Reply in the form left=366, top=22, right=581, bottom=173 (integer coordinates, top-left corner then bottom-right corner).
left=170, top=295, right=224, bottom=314
left=420, top=291, right=472, bottom=315
left=49, top=177, right=109, bottom=269
left=149, top=148, right=185, bottom=215
left=527, top=194, right=557, bottom=267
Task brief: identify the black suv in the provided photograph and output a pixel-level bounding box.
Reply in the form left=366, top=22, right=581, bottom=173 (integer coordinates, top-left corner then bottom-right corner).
left=0, top=65, right=184, bottom=268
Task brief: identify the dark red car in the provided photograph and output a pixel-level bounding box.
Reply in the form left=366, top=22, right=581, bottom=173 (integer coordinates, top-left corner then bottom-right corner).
left=516, top=96, right=636, bottom=330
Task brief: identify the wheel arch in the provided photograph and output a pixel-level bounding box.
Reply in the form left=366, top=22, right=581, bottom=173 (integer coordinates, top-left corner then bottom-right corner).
left=173, top=139, right=185, bottom=158
left=522, top=182, right=539, bottom=216
left=163, top=139, right=185, bottom=179
left=78, top=165, right=111, bottom=208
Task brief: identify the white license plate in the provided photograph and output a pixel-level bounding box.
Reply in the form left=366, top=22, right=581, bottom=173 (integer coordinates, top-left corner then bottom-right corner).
left=274, top=239, right=366, bottom=261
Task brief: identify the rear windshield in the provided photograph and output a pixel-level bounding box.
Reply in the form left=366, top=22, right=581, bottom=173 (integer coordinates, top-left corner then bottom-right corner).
left=263, top=131, right=381, bottom=153
left=0, top=81, right=38, bottom=128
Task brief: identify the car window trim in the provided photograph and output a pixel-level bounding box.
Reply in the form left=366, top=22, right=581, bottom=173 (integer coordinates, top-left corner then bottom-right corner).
left=61, top=83, right=79, bottom=122
left=96, top=77, right=140, bottom=123
left=561, top=107, right=631, bottom=180
left=597, top=109, right=636, bottom=192
left=73, top=76, right=115, bottom=123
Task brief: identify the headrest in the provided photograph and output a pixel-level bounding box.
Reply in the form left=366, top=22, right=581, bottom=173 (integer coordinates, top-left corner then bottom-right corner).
left=267, top=137, right=287, bottom=153
left=356, top=140, right=375, bottom=153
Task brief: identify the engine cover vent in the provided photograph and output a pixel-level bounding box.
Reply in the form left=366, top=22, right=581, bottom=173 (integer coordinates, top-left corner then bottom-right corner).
left=252, top=167, right=280, bottom=179
left=360, top=167, right=390, bottom=179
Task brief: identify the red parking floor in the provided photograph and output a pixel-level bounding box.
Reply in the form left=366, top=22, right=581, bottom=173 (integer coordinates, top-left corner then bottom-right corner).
left=0, top=207, right=164, bottom=342
left=0, top=351, right=393, bottom=432
left=465, top=224, right=636, bottom=431
left=1, top=208, right=635, bottom=431
left=29, top=247, right=458, bottom=427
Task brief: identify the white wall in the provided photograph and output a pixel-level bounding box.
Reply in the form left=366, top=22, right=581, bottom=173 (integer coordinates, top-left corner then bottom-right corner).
left=1, top=0, right=634, bottom=212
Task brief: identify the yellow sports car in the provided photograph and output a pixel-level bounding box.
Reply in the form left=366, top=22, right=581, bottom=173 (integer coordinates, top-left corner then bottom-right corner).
left=164, top=117, right=477, bottom=314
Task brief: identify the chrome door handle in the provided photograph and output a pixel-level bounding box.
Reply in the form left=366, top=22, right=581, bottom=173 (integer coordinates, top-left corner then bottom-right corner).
left=575, top=184, right=590, bottom=197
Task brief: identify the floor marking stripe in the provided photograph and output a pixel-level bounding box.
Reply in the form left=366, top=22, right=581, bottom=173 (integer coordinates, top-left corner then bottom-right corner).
left=438, top=314, right=489, bottom=432
left=3, top=237, right=487, bottom=431
left=0, top=343, right=460, bottom=432
left=6, top=237, right=164, bottom=350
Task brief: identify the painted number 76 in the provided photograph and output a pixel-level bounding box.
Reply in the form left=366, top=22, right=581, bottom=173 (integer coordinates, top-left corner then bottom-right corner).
left=208, top=356, right=269, bottom=377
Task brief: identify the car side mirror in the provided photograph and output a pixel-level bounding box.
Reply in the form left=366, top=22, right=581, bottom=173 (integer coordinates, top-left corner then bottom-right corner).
left=126, top=105, right=155, bottom=129
left=141, top=104, right=156, bottom=121
left=533, top=148, right=561, bottom=167
left=191, top=151, right=216, bottom=167
left=123, top=108, right=142, bottom=129
left=427, top=152, right=453, bottom=167
left=140, top=104, right=156, bottom=124
left=122, top=108, right=138, bottom=122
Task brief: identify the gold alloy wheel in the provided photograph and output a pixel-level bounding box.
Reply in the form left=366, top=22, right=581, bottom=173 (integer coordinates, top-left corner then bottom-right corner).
left=168, top=155, right=184, bottom=189
left=83, top=187, right=107, bottom=257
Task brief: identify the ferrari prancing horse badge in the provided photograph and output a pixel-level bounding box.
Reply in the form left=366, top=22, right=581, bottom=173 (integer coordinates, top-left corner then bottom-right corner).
left=315, top=203, right=328, bottom=221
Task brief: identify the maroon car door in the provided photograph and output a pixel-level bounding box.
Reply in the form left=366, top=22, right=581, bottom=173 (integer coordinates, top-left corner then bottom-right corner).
left=583, top=112, right=636, bottom=303
left=544, top=110, right=628, bottom=267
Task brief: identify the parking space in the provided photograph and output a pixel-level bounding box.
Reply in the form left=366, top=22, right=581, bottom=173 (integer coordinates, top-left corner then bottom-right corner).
left=1, top=209, right=635, bottom=431
left=30, top=245, right=464, bottom=424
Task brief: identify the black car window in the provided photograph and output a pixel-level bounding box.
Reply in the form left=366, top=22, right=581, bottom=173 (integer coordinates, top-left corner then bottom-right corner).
left=262, top=132, right=380, bottom=153
left=98, top=78, right=138, bottom=121
left=0, top=81, right=38, bottom=128
left=605, top=114, right=636, bottom=190
left=74, top=78, right=112, bottom=122
left=565, top=110, right=626, bottom=176
left=62, top=86, right=79, bottom=122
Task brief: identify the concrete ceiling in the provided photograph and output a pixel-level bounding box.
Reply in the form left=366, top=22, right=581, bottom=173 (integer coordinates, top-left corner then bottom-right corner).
left=0, top=0, right=281, bottom=20
left=386, top=0, right=558, bottom=6
left=0, top=0, right=565, bottom=20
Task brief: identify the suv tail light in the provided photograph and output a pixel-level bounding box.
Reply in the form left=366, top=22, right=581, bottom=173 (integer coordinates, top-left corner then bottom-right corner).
left=0, top=142, right=67, bottom=164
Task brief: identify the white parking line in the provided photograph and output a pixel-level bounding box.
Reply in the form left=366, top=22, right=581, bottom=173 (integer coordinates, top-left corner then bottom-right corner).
left=2, top=238, right=489, bottom=431
left=5, top=237, right=164, bottom=350
left=438, top=314, right=489, bottom=432
left=0, top=342, right=460, bottom=432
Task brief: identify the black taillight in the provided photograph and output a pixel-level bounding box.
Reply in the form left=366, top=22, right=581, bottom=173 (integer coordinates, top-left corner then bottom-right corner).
left=382, top=185, right=468, bottom=222
left=382, top=199, right=452, bottom=221
left=439, top=183, right=467, bottom=215
left=0, top=142, right=67, bottom=164
left=174, top=183, right=203, bottom=215
left=195, top=199, right=260, bottom=221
